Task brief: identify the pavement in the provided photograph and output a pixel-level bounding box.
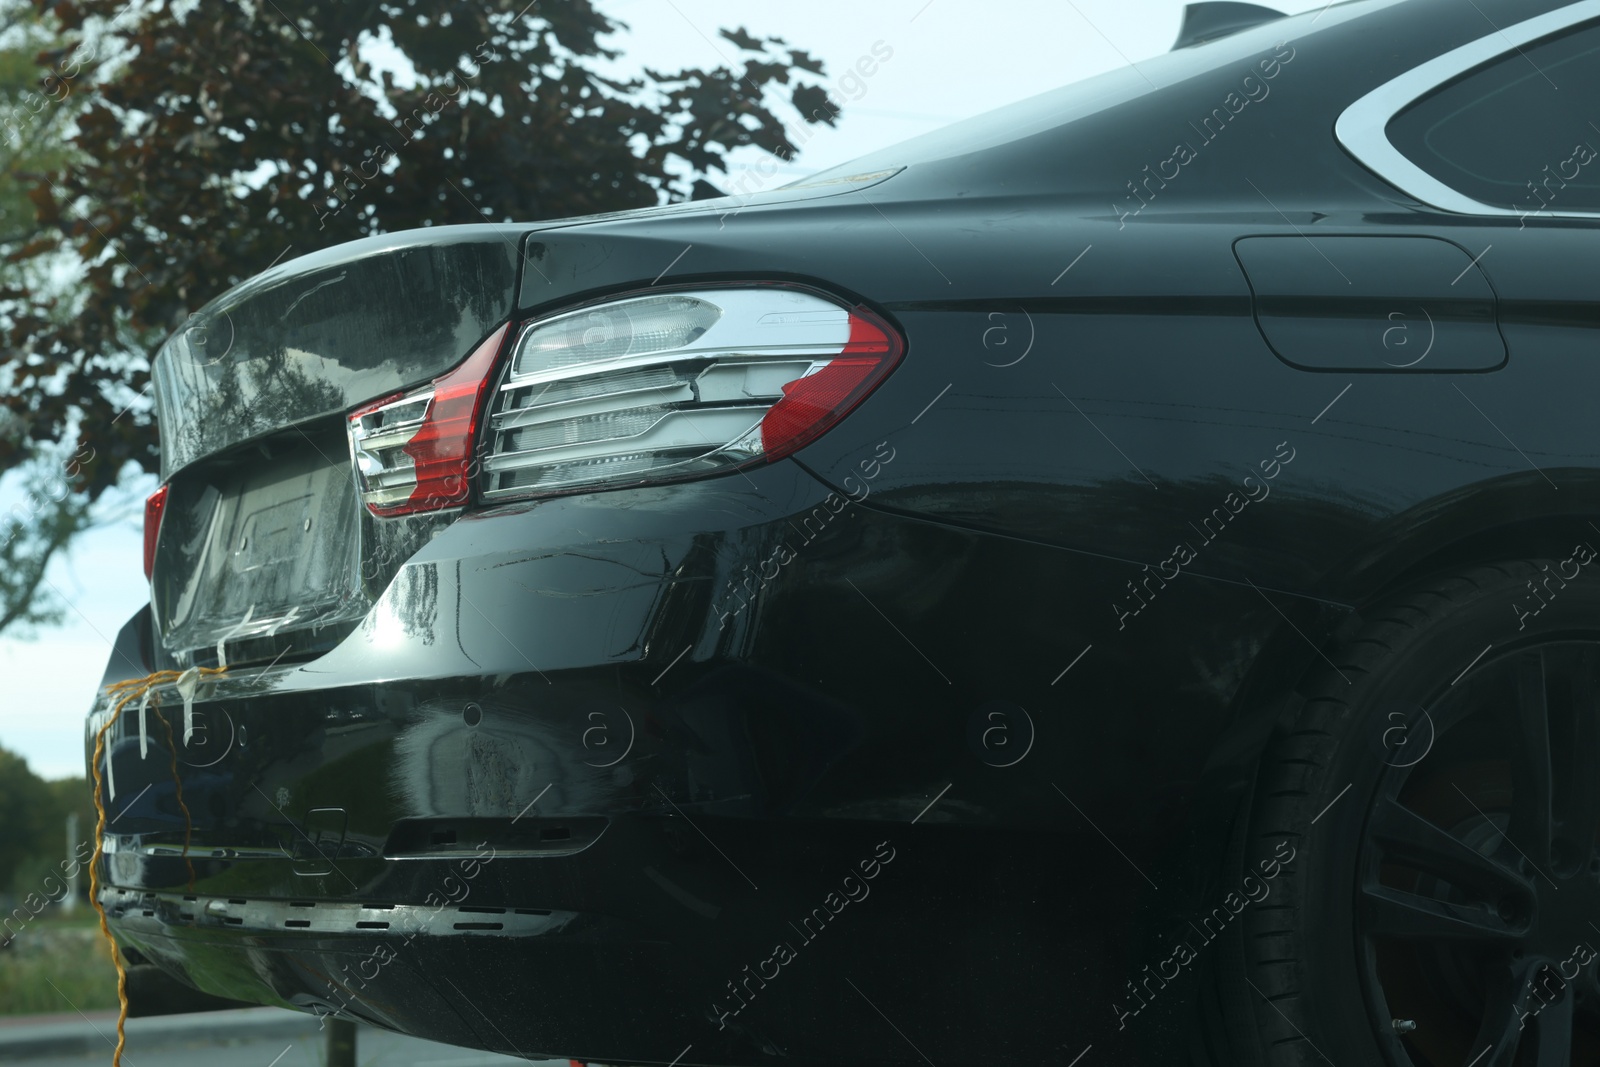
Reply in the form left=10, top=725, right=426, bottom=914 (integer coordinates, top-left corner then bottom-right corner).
left=0, top=1006, right=570, bottom=1066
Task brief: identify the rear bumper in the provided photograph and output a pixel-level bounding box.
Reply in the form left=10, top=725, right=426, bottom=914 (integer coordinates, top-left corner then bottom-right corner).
left=100, top=817, right=1094, bottom=1067
left=88, top=457, right=1321, bottom=1066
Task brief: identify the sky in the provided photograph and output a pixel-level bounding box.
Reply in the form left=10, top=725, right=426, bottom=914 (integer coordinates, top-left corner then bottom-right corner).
left=0, top=0, right=1334, bottom=780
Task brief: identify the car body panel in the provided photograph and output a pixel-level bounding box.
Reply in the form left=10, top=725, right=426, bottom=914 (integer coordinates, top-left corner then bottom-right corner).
left=153, top=226, right=523, bottom=481
left=96, top=456, right=1339, bottom=1064
left=91, top=0, right=1600, bottom=1063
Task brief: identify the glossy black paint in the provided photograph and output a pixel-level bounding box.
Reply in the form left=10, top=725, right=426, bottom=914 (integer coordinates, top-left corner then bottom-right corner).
left=90, top=1, right=1600, bottom=1064
left=110, top=459, right=1284, bottom=1065
left=153, top=227, right=521, bottom=479
left=1235, top=235, right=1504, bottom=370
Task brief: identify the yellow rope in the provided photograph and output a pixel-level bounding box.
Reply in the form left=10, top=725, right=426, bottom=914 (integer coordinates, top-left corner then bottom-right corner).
left=152, top=707, right=198, bottom=892
left=89, top=667, right=226, bottom=1067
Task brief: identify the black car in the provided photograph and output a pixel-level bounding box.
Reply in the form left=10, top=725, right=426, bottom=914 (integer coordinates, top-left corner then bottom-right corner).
left=88, top=0, right=1600, bottom=1064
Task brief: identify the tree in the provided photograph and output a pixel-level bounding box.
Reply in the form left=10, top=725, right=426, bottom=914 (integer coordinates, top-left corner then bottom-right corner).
left=0, top=447, right=93, bottom=635
left=0, top=0, right=95, bottom=639
left=0, top=745, right=55, bottom=895
left=1, top=0, right=839, bottom=512
left=0, top=742, right=93, bottom=916
left=0, top=0, right=75, bottom=245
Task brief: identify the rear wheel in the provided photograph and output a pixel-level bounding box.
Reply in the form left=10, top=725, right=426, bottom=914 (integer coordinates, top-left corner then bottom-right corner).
left=1238, top=560, right=1600, bottom=1067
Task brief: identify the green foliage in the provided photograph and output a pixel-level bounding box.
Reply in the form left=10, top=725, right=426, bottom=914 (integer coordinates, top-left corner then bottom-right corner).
left=0, top=2, right=76, bottom=250
left=45, top=773, right=96, bottom=863
left=0, top=742, right=93, bottom=902
left=0, top=745, right=55, bottom=891
left=0, top=0, right=81, bottom=313
left=0, top=1, right=95, bottom=639
left=0, top=920, right=118, bottom=1014
left=0, top=445, right=94, bottom=636
left=1, top=0, right=838, bottom=502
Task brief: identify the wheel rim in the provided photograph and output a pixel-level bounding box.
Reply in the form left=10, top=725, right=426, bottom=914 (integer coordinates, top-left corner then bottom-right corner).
left=1358, top=642, right=1600, bottom=1067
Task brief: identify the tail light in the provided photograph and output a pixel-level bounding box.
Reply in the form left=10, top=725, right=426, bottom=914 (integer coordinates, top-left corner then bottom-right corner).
left=347, top=324, right=511, bottom=516
left=347, top=287, right=901, bottom=517
left=143, top=484, right=169, bottom=579
left=479, top=287, right=901, bottom=500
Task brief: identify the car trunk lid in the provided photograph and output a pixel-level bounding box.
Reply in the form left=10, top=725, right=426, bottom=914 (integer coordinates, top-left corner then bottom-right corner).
left=148, top=226, right=525, bottom=666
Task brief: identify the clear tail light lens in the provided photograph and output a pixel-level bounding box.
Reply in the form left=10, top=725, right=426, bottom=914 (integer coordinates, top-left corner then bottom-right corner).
left=348, top=324, right=511, bottom=517
left=480, top=287, right=901, bottom=499
left=143, top=484, right=169, bottom=579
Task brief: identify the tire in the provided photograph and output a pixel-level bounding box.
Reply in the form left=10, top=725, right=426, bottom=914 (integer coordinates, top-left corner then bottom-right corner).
left=1233, top=559, right=1600, bottom=1067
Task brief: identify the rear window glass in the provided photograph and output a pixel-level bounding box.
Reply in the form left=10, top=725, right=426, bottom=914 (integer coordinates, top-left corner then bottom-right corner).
left=1388, top=20, right=1600, bottom=215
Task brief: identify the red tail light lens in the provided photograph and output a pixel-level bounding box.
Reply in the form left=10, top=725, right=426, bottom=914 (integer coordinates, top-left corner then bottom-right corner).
left=347, top=324, right=511, bottom=517
left=143, top=484, right=169, bottom=579
left=760, top=312, right=895, bottom=456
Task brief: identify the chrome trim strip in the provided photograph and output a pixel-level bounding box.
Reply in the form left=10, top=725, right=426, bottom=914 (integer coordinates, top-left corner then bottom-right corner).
left=361, top=483, right=417, bottom=506
left=354, top=427, right=422, bottom=453
left=498, top=345, right=847, bottom=392
left=1335, top=0, right=1600, bottom=219
left=491, top=381, right=693, bottom=430
left=483, top=405, right=768, bottom=472
left=100, top=886, right=576, bottom=936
